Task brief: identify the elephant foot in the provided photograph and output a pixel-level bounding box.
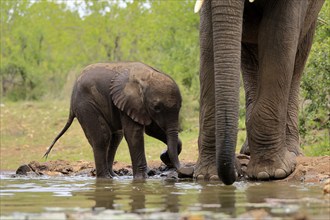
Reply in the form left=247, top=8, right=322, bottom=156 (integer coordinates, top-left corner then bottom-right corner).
left=133, top=172, right=148, bottom=180
left=109, top=170, right=118, bottom=177
left=95, top=168, right=113, bottom=179
left=247, top=148, right=296, bottom=180
left=160, top=150, right=173, bottom=168
left=194, top=158, right=219, bottom=181
left=286, top=138, right=303, bottom=156
left=240, top=139, right=250, bottom=155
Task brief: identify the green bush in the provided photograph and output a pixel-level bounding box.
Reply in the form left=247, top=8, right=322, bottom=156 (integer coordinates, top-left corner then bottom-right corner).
left=300, top=1, right=330, bottom=155
left=1, top=0, right=328, bottom=156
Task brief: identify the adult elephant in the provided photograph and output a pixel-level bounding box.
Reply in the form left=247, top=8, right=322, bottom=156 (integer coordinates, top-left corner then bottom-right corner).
left=44, top=62, right=182, bottom=179
left=195, top=0, right=324, bottom=184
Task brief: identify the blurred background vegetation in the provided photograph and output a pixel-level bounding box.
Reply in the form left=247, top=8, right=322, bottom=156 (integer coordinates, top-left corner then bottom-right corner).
left=0, top=0, right=329, bottom=169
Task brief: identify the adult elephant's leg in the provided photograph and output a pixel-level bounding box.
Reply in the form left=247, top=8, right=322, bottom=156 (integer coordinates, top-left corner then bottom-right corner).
left=121, top=114, right=147, bottom=179
left=240, top=43, right=259, bottom=155
left=194, top=0, right=218, bottom=180
left=107, top=130, right=123, bottom=176
left=286, top=22, right=317, bottom=156
left=247, top=1, right=307, bottom=180
left=76, top=106, right=111, bottom=178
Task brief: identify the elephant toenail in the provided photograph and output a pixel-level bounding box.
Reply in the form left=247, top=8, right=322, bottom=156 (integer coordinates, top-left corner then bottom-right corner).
left=209, top=175, right=219, bottom=181
left=274, top=169, right=287, bottom=179
left=257, top=172, right=270, bottom=180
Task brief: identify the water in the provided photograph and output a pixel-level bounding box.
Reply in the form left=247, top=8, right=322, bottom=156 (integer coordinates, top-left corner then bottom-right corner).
left=0, top=173, right=329, bottom=219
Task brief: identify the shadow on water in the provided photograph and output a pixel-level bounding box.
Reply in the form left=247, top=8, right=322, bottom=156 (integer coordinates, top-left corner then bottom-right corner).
left=0, top=173, right=329, bottom=218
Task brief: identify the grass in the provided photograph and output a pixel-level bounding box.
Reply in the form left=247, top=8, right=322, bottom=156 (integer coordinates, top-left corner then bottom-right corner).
left=301, top=129, right=330, bottom=156
left=1, top=99, right=327, bottom=171
left=0, top=100, right=201, bottom=170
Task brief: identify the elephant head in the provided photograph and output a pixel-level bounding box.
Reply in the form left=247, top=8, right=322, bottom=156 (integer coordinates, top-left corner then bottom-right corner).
left=110, top=69, right=182, bottom=170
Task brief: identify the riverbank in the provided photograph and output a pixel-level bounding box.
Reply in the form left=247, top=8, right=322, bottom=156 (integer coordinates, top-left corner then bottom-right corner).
left=10, top=156, right=330, bottom=184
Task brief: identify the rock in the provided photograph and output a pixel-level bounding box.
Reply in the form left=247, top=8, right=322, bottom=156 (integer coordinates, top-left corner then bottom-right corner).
left=15, top=160, right=95, bottom=177
left=160, top=169, right=179, bottom=180
left=323, top=178, right=330, bottom=194
left=236, top=154, right=250, bottom=179
left=74, top=168, right=95, bottom=176
left=147, top=168, right=157, bottom=176
left=178, top=166, right=194, bottom=178
left=16, top=164, right=32, bottom=175
left=115, top=167, right=132, bottom=176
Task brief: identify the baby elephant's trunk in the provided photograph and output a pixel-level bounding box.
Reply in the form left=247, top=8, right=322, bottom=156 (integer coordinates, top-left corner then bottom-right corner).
left=166, top=128, right=181, bottom=170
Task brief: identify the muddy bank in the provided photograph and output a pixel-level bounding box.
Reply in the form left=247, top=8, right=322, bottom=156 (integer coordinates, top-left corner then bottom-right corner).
left=14, top=159, right=194, bottom=179
left=14, top=156, right=329, bottom=183
left=285, top=156, right=330, bottom=183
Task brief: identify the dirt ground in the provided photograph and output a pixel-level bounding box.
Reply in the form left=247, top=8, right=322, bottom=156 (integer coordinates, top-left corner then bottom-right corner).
left=14, top=155, right=329, bottom=184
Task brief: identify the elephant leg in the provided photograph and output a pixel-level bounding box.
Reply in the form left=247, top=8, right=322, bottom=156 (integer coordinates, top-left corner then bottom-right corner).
left=247, top=1, right=307, bottom=180
left=145, top=122, right=182, bottom=168
left=76, top=106, right=111, bottom=178
left=194, top=0, right=218, bottom=181
left=286, top=21, right=317, bottom=156
left=240, top=43, right=259, bottom=155
left=121, top=114, right=148, bottom=179
left=107, top=130, right=123, bottom=176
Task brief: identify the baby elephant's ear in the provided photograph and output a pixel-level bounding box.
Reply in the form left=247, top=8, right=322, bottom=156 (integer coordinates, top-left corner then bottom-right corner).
left=110, top=71, right=151, bottom=125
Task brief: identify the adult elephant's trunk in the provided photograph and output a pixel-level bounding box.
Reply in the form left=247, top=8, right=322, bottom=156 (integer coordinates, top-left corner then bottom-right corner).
left=212, top=0, right=244, bottom=185
left=167, top=127, right=181, bottom=170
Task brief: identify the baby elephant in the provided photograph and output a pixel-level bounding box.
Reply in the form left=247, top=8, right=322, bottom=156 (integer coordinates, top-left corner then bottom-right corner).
left=44, top=62, right=182, bottom=179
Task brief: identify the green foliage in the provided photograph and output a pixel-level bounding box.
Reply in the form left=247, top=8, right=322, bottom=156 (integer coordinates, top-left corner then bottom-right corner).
left=1, top=0, right=201, bottom=135
left=0, top=0, right=328, bottom=156
left=300, top=2, right=330, bottom=155
left=1, top=0, right=200, bottom=109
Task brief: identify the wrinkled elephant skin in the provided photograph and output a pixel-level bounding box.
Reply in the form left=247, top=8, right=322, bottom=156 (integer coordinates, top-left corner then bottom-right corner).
left=45, top=62, right=182, bottom=179
left=196, top=0, right=324, bottom=184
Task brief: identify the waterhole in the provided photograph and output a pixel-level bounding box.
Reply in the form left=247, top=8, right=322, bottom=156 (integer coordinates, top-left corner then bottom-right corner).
left=0, top=173, right=329, bottom=219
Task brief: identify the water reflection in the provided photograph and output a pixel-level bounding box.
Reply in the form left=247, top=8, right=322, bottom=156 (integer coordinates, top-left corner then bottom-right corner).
left=88, top=179, right=184, bottom=213
left=81, top=178, right=329, bottom=218
left=246, top=182, right=298, bottom=203
left=1, top=174, right=329, bottom=218
left=85, top=178, right=238, bottom=215
left=195, top=184, right=236, bottom=215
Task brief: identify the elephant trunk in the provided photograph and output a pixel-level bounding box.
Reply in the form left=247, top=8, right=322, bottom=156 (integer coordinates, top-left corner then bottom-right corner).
left=166, top=127, right=181, bottom=170
left=212, top=0, right=244, bottom=185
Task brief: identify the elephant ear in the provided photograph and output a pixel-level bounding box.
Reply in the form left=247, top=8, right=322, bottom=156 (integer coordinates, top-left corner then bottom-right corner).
left=110, top=71, right=151, bottom=125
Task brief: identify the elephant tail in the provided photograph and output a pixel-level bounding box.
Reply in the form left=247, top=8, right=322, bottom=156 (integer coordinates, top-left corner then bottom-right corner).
left=43, top=110, right=75, bottom=159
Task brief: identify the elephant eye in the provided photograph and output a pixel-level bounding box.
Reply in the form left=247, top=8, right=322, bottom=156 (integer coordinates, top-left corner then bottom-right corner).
left=152, top=103, right=162, bottom=113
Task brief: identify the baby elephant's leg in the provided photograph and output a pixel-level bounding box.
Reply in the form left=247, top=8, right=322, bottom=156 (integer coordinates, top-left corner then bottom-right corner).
left=76, top=106, right=112, bottom=178
left=107, top=130, right=123, bottom=176
left=121, top=114, right=147, bottom=179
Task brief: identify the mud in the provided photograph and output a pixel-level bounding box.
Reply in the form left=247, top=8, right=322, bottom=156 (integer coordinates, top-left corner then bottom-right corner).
left=14, top=159, right=196, bottom=179
left=14, top=156, right=329, bottom=183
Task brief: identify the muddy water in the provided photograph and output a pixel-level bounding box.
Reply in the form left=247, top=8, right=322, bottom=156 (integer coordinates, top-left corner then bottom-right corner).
left=0, top=173, right=329, bottom=219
